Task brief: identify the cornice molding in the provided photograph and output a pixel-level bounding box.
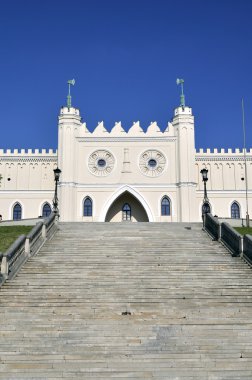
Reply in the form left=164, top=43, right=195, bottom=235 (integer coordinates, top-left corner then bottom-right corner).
left=59, top=182, right=180, bottom=189
left=195, top=156, right=252, bottom=162
left=76, top=136, right=176, bottom=142
left=0, top=190, right=54, bottom=194
left=196, top=189, right=252, bottom=194
left=0, top=157, right=58, bottom=163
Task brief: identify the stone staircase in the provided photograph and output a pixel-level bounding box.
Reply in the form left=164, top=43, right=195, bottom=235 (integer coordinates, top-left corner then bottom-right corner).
left=1, top=222, right=252, bottom=379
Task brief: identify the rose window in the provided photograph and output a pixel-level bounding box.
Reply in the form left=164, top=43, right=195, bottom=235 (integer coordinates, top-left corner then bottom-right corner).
left=139, top=150, right=166, bottom=177
left=88, top=150, right=115, bottom=176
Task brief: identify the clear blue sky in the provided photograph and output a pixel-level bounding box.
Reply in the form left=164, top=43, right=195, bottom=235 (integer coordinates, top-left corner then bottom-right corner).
left=0, top=0, right=251, bottom=150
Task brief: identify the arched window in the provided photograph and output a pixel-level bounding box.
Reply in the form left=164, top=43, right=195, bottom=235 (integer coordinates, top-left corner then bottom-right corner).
left=84, top=197, right=92, bottom=217
left=231, top=202, right=240, bottom=219
left=13, top=203, right=22, bottom=220
left=161, top=196, right=171, bottom=216
left=202, top=202, right=211, bottom=215
left=122, top=203, right=131, bottom=221
left=42, top=203, right=52, bottom=217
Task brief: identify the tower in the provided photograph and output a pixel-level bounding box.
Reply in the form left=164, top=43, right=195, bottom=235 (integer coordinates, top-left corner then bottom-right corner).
left=58, top=80, right=81, bottom=220
left=173, top=80, right=197, bottom=221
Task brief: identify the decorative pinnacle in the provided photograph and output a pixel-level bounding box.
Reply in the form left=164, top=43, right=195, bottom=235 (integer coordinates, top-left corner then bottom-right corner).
left=176, top=78, right=185, bottom=108
left=67, top=79, right=75, bottom=108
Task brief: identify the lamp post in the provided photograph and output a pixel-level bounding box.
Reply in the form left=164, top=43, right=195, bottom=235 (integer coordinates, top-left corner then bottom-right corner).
left=53, top=167, right=61, bottom=216
left=200, top=168, right=210, bottom=222
left=242, top=99, right=250, bottom=227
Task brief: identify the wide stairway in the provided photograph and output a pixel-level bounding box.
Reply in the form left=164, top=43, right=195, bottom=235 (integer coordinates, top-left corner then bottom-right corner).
left=1, top=223, right=252, bottom=379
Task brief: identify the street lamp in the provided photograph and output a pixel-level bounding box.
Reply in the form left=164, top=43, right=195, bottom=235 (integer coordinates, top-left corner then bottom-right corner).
left=242, top=99, right=250, bottom=227
left=200, top=168, right=210, bottom=219
left=53, top=167, right=61, bottom=216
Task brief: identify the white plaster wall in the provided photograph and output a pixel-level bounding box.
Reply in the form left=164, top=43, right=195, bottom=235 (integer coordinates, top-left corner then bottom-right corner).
left=0, top=152, right=57, bottom=191
left=1, top=106, right=252, bottom=223
left=0, top=192, right=54, bottom=220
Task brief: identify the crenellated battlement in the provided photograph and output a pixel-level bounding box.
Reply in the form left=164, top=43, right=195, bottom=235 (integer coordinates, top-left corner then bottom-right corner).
left=0, top=149, right=57, bottom=156
left=79, top=121, right=172, bottom=136
left=196, top=148, right=252, bottom=155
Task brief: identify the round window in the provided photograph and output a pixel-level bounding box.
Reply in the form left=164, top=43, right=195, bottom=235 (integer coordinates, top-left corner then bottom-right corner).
left=97, top=159, right=106, bottom=168
left=148, top=159, right=157, bottom=168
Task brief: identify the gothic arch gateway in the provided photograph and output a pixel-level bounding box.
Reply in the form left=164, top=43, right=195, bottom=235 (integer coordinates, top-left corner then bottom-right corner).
left=100, top=186, right=153, bottom=222
left=105, top=192, right=149, bottom=222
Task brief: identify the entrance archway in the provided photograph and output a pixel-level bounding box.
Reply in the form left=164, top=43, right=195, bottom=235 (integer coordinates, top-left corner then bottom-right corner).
left=105, top=191, right=149, bottom=222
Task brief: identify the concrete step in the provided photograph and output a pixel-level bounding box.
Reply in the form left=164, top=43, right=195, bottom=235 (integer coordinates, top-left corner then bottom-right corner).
left=0, top=222, right=252, bottom=378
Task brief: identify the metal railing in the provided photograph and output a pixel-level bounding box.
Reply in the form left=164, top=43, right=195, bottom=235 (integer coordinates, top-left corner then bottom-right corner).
left=243, top=235, right=252, bottom=265
left=0, top=213, right=58, bottom=285
left=204, top=213, right=220, bottom=240
left=220, top=222, right=242, bottom=257
left=203, top=214, right=246, bottom=259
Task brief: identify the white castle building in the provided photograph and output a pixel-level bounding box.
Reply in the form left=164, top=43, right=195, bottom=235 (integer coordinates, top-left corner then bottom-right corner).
left=0, top=91, right=251, bottom=223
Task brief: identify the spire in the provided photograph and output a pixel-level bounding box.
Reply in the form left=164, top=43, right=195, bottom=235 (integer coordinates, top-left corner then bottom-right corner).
left=176, top=78, right=185, bottom=109
left=67, top=79, right=75, bottom=108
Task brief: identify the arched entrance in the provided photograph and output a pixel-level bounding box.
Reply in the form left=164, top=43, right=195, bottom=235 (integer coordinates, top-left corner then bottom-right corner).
left=105, top=191, right=149, bottom=222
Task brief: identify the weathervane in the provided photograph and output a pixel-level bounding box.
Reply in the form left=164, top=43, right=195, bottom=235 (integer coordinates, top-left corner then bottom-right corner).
left=67, top=79, right=75, bottom=108
left=176, top=78, right=185, bottom=109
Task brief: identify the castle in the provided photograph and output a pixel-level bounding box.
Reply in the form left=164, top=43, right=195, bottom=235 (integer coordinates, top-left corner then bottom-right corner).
left=0, top=95, right=251, bottom=222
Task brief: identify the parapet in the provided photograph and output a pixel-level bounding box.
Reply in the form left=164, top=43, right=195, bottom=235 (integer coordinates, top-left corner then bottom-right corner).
left=195, top=148, right=252, bottom=159
left=79, top=121, right=174, bottom=137
left=0, top=149, right=57, bottom=156
left=196, top=148, right=252, bottom=155
left=174, top=106, right=192, bottom=116
left=60, top=107, right=80, bottom=116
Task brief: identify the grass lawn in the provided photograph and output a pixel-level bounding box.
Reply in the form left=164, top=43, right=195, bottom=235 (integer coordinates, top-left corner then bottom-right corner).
left=234, top=227, right=252, bottom=236
left=0, top=226, right=33, bottom=252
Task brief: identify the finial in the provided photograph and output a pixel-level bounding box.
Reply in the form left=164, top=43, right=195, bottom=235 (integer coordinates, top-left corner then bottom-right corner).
left=176, top=78, right=185, bottom=109
left=67, top=79, right=75, bottom=108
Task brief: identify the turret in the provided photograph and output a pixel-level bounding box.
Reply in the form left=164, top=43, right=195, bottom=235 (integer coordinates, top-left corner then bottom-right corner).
left=173, top=80, right=197, bottom=221
left=57, top=80, right=81, bottom=220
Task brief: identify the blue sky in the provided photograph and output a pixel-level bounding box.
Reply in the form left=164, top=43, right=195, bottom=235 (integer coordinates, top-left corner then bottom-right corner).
left=0, top=0, right=251, bottom=150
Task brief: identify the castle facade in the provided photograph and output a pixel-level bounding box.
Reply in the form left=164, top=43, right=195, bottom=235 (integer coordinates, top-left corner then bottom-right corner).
left=0, top=104, right=251, bottom=222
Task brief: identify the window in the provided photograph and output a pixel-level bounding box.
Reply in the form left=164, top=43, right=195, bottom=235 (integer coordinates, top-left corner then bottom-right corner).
left=148, top=159, right=157, bottom=168
left=97, top=159, right=106, bottom=167
left=231, top=202, right=240, bottom=219
left=202, top=202, right=211, bottom=215
left=161, top=197, right=171, bottom=216
left=42, top=203, right=52, bottom=217
left=13, top=203, right=22, bottom=220
left=84, top=197, right=92, bottom=217
left=122, top=203, right=131, bottom=221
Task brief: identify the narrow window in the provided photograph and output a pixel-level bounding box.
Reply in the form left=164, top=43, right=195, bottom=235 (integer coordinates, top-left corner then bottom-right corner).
left=84, top=197, right=92, bottom=217
left=161, top=197, right=170, bottom=216
left=202, top=202, right=211, bottom=215
left=13, top=203, right=22, bottom=220
left=122, top=203, right=131, bottom=221
left=231, top=202, right=240, bottom=219
left=42, top=203, right=52, bottom=217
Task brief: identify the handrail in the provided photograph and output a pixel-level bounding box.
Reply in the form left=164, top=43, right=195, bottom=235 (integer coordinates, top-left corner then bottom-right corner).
left=43, top=213, right=57, bottom=240
left=243, top=234, right=252, bottom=265
left=5, top=235, right=26, bottom=262
left=220, top=222, right=242, bottom=257
left=204, top=213, right=220, bottom=240
left=44, top=213, right=56, bottom=228
left=26, top=221, right=43, bottom=240
left=0, top=213, right=58, bottom=285
left=203, top=214, right=252, bottom=262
